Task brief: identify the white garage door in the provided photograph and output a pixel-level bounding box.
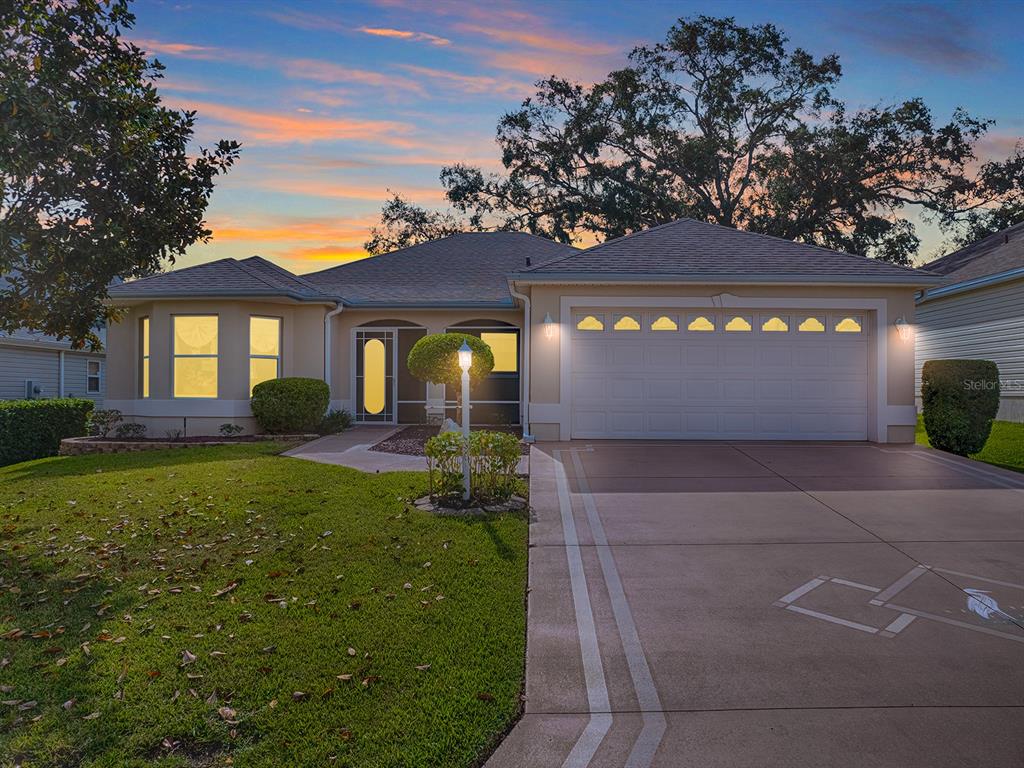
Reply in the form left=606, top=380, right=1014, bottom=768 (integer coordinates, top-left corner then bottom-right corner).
left=570, top=309, right=869, bottom=440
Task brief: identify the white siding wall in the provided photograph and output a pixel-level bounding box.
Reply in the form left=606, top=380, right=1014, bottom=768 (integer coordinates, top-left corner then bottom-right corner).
left=0, top=345, right=105, bottom=405
left=915, top=278, right=1024, bottom=422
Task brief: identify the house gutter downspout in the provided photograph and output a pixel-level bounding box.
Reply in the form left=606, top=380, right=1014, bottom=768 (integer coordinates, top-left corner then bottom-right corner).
left=508, top=282, right=534, bottom=443
left=323, top=302, right=344, bottom=403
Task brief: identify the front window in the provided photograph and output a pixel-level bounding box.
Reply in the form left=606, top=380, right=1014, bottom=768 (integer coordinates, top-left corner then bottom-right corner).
left=87, top=361, right=101, bottom=393
left=173, top=315, right=218, bottom=398
left=480, top=331, right=517, bottom=373
left=140, top=317, right=150, bottom=398
left=249, top=316, right=282, bottom=394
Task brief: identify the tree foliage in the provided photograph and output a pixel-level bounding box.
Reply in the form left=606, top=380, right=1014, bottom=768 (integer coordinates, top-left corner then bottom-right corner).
left=0, top=0, right=240, bottom=347
left=364, top=193, right=470, bottom=256
left=373, top=16, right=1024, bottom=265
left=407, top=333, right=494, bottom=392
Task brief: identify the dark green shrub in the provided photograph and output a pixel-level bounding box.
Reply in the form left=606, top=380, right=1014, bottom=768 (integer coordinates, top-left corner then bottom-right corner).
left=921, top=359, right=1000, bottom=456
left=89, top=408, right=123, bottom=437
left=424, top=429, right=522, bottom=504
left=219, top=423, right=244, bottom=437
left=424, top=430, right=465, bottom=500
left=250, top=377, right=329, bottom=434
left=407, top=333, right=494, bottom=391
left=319, top=408, right=353, bottom=435
left=0, top=398, right=94, bottom=466
left=115, top=422, right=147, bottom=439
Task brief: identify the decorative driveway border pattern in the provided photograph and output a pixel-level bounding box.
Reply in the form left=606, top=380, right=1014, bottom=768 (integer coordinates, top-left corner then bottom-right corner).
left=487, top=441, right=1024, bottom=768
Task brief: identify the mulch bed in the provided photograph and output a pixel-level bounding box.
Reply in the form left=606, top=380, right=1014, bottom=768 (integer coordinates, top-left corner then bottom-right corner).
left=370, top=424, right=528, bottom=456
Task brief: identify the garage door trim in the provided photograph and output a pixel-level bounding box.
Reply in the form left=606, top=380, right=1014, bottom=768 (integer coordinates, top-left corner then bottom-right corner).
left=556, top=295, right=889, bottom=442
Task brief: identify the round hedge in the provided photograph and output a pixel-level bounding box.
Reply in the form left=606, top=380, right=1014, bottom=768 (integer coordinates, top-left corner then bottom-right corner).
left=250, top=377, right=329, bottom=434
left=407, top=333, right=495, bottom=390
left=921, top=359, right=1000, bottom=456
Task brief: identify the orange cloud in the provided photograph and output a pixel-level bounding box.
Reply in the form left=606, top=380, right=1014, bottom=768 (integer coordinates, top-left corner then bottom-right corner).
left=280, top=245, right=372, bottom=264
left=397, top=64, right=533, bottom=96
left=132, top=38, right=215, bottom=56
left=358, top=26, right=450, bottom=46
left=164, top=98, right=419, bottom=146
left=279, top=58, right=426, bottom=93
left=208, top=216, right=376, bottom=244
left=454, top=23, right=617, bottom=57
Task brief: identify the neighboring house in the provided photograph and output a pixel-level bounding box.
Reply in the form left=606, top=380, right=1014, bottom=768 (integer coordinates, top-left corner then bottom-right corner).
left=105, top=219, right=940, bottom=441
left=0, top=327, right=106, bottom=405
left=915, top=222, right=1024, bottom=422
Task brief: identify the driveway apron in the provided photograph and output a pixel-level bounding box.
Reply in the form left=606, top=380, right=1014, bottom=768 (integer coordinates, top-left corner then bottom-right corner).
left=486, top=441, right=1024, bottom=768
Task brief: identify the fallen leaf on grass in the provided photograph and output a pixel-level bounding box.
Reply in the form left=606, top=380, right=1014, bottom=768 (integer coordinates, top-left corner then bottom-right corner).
left=476, top=692, right=495, bottom=702
left=217, top=706, right=237, bottom=721
left=83, top=711, right=100, bottom=720
left=337, top=674, right=353, bottom=682
left=415, top=664, right=430, bottom=671
left=361, top=676, right=379, bottom=688
left=346, top=647, right=356, bottom=656
left=291, top=691, right=308, bottom=702
left=181, top=650, right=197, bottom=666
left=62, top=699, right=76, bottom=710
left=212, top=581, right=239, bottom=598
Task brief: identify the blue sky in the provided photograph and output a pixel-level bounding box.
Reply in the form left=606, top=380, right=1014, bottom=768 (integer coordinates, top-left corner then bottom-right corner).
left=129, top=0, right=1024, bottom=272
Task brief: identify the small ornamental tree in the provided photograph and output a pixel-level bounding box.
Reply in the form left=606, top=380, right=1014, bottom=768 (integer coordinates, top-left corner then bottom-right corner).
left=407, top=333, right=494, bottom=424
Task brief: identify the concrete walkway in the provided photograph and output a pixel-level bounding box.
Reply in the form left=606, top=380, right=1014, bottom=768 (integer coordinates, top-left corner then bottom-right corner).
left=487, top=441, right=1024, bottom=768
left=284, top=425, right=529, bottom=474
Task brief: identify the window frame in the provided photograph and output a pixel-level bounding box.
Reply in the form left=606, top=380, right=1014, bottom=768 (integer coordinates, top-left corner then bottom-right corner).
left=249, top=315, right=283, bottom=395
left=171, top=314, right=220, bottom=399
left=140, top=316, right=150, bottom=398
left=87, top=360, right=101, bottom=394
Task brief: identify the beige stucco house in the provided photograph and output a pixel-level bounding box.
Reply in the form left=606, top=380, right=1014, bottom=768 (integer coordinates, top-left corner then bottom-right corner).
left=105, top=219, right=940, bottom=442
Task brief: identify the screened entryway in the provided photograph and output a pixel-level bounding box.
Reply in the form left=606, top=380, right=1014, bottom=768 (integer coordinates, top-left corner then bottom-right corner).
left=353, top=322, right=428, bottom=424
left=446, top=319, right=521, bottom=426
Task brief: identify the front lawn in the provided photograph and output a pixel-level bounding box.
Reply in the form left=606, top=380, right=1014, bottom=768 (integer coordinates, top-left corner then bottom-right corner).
left=0, top=444, right=528, bottom=767
left=916, top=416, right=1024, bottom=474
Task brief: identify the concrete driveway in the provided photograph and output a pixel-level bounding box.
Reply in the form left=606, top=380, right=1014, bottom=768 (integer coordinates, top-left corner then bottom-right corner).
left=487, top=441, right=1024, bottom=768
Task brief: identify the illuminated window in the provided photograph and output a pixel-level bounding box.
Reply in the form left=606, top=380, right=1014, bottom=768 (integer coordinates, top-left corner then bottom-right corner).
left=481, top=332, right=517, bottom=373
left=87, top=360, right=101, bottom=393
left=249, top=316, right=281, bottom=395
left=687, top=315, right=715, bottom=332
left=651, top=315, right=679, bottom=331
left=613, top=314, right=641, bottom=331
left=725, top=316, right=752, bottom=332
left=140, top=316, right=150, bottom=398
left=363, top=338, right=386, bottom=415
left=576, top=314, right=604, bottom=331
left=834, top=316, right=862, bottom=333
left=798, top=316, right=825, bottom=332
left=173, top=315, right=218, bottom=398
left=761, top=316, right=789, bottom=332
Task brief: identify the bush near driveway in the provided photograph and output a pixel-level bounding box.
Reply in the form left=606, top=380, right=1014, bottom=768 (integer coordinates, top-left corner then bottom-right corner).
left=0, top=398, right=94, bottom=466
left=0, top=444, right=528, bottom=767
left=250, top=377, right=329, bottom=433
left=921, top=359, right=1000, bottom=456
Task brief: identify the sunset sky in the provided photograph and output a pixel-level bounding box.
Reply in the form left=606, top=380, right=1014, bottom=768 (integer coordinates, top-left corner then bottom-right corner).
left=130, top=0, right=1024, bottom=273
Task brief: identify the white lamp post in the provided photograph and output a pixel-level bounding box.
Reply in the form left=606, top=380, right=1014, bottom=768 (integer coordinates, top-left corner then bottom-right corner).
left=457, top=341, right=472, bottom=500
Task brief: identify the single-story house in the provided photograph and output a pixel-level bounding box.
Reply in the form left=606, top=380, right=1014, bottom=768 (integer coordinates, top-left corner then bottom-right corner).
left=105, top=218, right=940, bottom=442
left=916, top=222, right=1024, bottom=422
left=0, top=326, right=106, bottom=405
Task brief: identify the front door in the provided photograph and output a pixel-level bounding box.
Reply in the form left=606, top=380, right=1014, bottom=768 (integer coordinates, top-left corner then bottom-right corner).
left=355, top=329, right=395, bottom=423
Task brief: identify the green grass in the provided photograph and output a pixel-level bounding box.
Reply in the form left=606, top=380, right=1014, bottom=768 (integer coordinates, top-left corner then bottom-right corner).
left=0, top=445, right=528, bottom=767
left=916, top=416, right=1024, bottom=473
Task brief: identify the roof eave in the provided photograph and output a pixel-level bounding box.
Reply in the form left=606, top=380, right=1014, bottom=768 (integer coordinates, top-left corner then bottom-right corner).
left=916, top=265, right=1024, bottom=304
left=338, top=298, right=517, bottom=309
left=105, top=290, right=338, bottom=305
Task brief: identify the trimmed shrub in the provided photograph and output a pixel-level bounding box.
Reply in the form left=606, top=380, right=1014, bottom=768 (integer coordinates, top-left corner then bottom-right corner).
left=250, top=377, right=329, bottom=434
left=424, top=430, right=465, bottom=500
left=319, top=408, right=353, bottom=435
left=219, top=423, right=244, bottom=437
left=407, top=333, right=495, bottom=392
left=921, top=359, right=1000, bottom=456
left=0, top=398, right=94, bottom=466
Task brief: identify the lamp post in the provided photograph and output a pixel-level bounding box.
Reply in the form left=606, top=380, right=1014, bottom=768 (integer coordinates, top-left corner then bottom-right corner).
left=457, top=341, right=472, bottom=501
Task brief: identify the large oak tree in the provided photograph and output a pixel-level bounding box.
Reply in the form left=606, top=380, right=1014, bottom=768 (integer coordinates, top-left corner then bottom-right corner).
left=368, top=16, right=1024, bottom=264
left=1, top=0, right=239, bottom=348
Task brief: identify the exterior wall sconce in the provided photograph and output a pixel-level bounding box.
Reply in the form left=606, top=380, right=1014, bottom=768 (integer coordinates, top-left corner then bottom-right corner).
left=543, top=312, right=555, bottom=340
left=895, top=316, right=913, bottom=343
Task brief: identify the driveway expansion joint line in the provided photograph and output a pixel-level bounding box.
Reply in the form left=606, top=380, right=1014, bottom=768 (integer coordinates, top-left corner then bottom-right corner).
left=727, top=443, right=1024, bottom=633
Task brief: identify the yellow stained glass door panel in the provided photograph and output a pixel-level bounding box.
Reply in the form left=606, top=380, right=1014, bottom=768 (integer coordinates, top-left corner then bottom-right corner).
left=363, top=338, right=386, bottom=415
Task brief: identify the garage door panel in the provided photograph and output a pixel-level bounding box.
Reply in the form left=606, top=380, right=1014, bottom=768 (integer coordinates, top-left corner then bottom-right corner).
left=570, top=307, right=869, bottom=440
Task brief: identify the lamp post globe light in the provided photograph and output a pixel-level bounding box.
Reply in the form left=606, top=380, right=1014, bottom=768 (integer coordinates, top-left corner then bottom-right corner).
left=458, top=341, right=472, bottom=500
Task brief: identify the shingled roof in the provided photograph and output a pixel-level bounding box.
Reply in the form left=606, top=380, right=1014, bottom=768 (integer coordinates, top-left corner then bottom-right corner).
left=108, top=256, right=331, bottom=302
left=515, top=218, right=941, bottom=285
left=302, top=232, right=576, bottom=306
left=920, top=221, right=1024, bottom=284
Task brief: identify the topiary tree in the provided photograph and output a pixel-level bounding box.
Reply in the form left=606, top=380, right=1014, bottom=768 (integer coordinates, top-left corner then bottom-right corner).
left=251, top=377, right=329, bottom=434
left=407, top=333, right=494, bottom=424
left=921, top=359, right=1000, bottom=456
